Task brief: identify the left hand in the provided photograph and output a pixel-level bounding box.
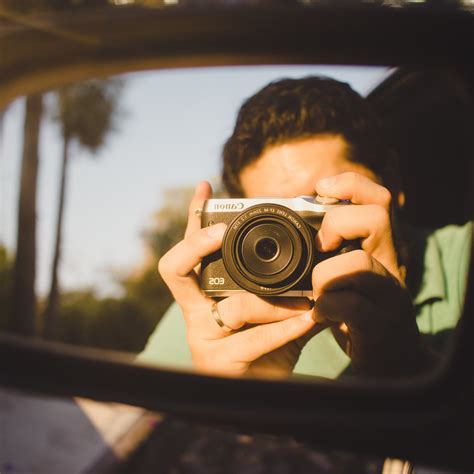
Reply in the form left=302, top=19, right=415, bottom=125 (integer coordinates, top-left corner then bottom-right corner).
left=312, top=172, right=431, bottom=376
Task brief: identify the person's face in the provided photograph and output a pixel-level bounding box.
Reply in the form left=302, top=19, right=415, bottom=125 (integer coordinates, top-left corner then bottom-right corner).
left=239, top=134, right=378, bottom=198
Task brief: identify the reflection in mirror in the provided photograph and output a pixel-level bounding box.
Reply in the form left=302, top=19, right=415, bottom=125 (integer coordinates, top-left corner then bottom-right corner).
left=1, top=65, right=472, bottom=381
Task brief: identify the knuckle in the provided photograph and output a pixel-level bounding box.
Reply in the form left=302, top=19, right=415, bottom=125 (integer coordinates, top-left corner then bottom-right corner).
left=225, top=294, right=250, bottom=328
left=312, top=263, right=321, bottom=282
left=157, top=253, right=171, bottom=279
left=321, top=208, right=337, bottom=230
left=371, top=204, right=390, bottom=228
left=351, top=249, right=374, bottom=272
left=342, top=170, right=359, bottom=182
left=187, top=227, right=209, bottom=247
left=379, top=186, right=392, bottom=209
left=319, top=210, right=343, bottom=245
left=344, top=171, right=362, bottom=190
left=239, top=292, right=253, bottom=317
left=312, top=261, right=328, bottom=290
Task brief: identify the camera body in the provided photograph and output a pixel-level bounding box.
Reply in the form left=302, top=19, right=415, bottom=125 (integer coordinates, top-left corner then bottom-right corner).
left=200, top=196, right=354, bottom=298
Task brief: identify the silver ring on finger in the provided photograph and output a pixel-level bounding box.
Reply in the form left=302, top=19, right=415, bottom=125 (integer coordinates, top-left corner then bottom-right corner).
left=211, top=301, right=234, bottom=333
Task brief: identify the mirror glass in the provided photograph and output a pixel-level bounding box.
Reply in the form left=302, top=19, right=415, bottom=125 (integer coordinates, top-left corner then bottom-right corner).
left=1, top=65, right=472, bottom=381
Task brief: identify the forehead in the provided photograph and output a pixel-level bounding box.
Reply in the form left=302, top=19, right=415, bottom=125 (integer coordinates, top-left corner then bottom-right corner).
left=239, top=135, right=376, bottom=198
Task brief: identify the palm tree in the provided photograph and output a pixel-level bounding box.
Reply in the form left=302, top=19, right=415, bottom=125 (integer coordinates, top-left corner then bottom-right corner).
left=8, top=94, right=43, bottom=336
left=42, top=79, right=123, bottom=338
left=2, top=0, right=108, bottom=339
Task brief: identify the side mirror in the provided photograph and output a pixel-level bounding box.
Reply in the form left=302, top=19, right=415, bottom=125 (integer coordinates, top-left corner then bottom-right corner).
left=0, top=3, right=472, bottom=471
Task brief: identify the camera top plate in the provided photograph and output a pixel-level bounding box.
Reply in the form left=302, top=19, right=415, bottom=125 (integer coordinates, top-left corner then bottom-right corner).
left=203, top=195, right=348, bottom=216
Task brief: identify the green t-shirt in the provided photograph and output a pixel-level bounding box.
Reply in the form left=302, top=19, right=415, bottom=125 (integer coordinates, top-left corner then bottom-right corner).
left=136, top=222, right=472, bottom=377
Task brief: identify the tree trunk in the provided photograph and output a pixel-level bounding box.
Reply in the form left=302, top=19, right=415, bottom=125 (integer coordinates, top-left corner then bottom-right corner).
left=42, top=135, right=70, bottom=339
left=8, top=94, right=43, bottom=336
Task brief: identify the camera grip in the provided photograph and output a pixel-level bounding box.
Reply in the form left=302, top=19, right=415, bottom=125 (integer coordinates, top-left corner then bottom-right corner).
left=339, top=239, right=361, bottom=254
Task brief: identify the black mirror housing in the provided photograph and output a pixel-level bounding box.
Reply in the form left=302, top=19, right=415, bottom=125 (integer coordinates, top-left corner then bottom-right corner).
left=0, top=3, right=472, bottom=470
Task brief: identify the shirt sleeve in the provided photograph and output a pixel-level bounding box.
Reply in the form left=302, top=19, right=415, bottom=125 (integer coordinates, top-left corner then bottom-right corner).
left=415, top=221, right=473, bottom=353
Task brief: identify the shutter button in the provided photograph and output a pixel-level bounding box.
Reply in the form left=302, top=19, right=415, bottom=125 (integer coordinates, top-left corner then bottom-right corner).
left=314, top=195, right=340, bottom=205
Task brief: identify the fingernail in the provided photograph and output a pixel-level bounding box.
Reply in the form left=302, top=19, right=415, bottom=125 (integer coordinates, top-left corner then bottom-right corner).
left=207, top=223, right=226, bottom=238
left=318, top=176, right=337, bottom=190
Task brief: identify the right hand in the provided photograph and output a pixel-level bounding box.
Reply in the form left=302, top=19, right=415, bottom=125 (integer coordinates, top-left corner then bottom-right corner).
left=158, top=181, right=319, bottom=377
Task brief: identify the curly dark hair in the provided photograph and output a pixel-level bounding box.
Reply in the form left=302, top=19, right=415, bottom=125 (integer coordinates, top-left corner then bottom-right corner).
left=222, top=76, right=397, bottom=197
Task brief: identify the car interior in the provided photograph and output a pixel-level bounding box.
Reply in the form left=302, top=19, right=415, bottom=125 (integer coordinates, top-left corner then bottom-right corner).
left=0, top=3, right=472, bottom=473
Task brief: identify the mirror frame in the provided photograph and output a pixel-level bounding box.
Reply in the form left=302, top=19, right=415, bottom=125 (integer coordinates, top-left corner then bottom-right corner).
left=0, top=3, right=472, bottom=470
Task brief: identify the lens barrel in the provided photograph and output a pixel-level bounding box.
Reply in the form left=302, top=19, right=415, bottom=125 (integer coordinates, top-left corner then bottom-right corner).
left=222, top=204, right=314, bottom=295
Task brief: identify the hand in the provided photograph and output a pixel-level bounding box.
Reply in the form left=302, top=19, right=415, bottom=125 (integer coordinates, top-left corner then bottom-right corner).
left=312, top=172, right=431, bottom=376
left=315, top=171, right=402, bottom=282
left=158, top=181, right=319, bottom=377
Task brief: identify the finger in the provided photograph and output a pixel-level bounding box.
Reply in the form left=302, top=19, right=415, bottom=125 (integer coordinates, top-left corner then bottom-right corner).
left=316, top=204, right=399, bottom=277
left=184, top=181, right=213, bottom=239
left=314, top=287, right=410, bottom=336
left=312, top=250, right=398, bottom=302
left=315, top=172, right=391, bottom=208
left=312, top=249, right=387, bottom=296
left=228, top=310, right=317, bottom=363
left=158, top=223, right=226, bottom=309
left=314, top=288, right=380, bottom=333
left=207, top=295, right=312, bottom=333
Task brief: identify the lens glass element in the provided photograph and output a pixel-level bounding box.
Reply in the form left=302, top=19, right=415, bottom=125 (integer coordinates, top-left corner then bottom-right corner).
left=255, top=237, right=279, bottom=262
left=240, top=223, right=293, bottom=277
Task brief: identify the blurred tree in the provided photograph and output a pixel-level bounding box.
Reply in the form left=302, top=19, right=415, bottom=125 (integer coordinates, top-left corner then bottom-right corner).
left=8, top=94, right=43, bottom=336
left=54, top=290, right=151, bottom=353
left=143, top=186, right=195, bottom=260
left=0, top=245, right=13, bottom=331
left=42, top=79, right=123, bottom=338
left=143, top=183, right=225, bottom=259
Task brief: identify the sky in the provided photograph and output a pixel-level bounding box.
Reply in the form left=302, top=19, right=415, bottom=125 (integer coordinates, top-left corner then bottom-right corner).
left=0, top=65, right=391, bottom=298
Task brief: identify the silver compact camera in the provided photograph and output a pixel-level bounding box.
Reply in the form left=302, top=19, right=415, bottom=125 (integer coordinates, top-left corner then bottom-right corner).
left=200, top=195, right=355, bottom=297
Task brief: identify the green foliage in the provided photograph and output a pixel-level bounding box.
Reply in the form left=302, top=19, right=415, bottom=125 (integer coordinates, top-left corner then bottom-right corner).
left=55, top=290, right=156, bottom=352
left=143, top=186, right=195, bottom=259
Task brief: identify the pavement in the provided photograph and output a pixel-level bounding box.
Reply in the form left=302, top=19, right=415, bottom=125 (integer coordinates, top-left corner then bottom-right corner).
left=0, top=387, right=159, bottom=474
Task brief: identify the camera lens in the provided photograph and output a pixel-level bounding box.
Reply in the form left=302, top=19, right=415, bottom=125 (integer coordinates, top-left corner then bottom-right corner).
left=255, top=237, right=279, bottom=262
left=222, top=204, right=315, bottom=295
left=240, top=223, right=293, bottom=277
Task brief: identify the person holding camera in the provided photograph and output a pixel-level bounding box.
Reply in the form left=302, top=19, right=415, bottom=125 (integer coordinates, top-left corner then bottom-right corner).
left=139, top=76, right=471, bottom=379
